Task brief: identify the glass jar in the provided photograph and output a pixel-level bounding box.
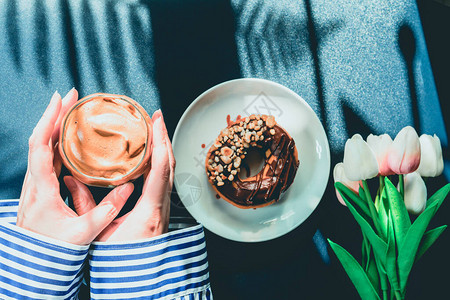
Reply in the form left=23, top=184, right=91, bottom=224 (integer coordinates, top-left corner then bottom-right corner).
left=59, top=93, right=152, bottom=187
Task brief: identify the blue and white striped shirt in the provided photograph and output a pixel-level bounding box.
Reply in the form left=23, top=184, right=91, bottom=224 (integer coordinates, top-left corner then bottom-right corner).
left=0, top=199, right=212, bottom=299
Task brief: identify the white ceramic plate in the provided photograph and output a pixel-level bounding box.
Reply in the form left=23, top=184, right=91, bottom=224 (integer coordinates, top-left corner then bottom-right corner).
left=172, top=78, right=330, bottom=242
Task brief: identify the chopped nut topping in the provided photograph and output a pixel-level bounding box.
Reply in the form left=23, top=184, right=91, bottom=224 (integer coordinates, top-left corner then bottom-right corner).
left=244, top=132, right=252, bottom=143
left=221, top=146, right=234, bottom=157
left=234, top=156, right=241, bottom=168
left=206, top=114, right=280, bottom=187
left=266, top=116, right=276, bottom=128
left=220, top=155, right=232, bottom=165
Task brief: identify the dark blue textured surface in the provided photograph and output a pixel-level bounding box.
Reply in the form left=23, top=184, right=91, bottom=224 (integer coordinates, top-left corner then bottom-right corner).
left=0, top=0, right=448, bottom=299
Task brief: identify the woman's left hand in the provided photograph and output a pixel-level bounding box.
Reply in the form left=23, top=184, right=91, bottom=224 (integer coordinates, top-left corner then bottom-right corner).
left=17, top=89, right=134, bottom=245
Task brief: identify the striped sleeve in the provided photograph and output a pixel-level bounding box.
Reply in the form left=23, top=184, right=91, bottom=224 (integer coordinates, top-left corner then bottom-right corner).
left=0, top=199, right=89, bottom=299
left=89, top=224, right=212, bottom=300
left=0, top=199, right=19, bottom=225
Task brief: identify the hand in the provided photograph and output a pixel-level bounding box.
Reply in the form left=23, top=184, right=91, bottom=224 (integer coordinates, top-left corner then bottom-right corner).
left=17, top=89, right=134, bottom=245
left=68, top=110, right=175, bottom=242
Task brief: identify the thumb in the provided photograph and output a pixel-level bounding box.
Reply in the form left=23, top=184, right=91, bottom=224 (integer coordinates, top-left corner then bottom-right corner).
left=64, top=176, right=95, bottom=215
left=76, top=183, right=134, bottom=242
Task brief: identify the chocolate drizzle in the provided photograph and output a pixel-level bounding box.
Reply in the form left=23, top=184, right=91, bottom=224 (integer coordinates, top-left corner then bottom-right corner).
left=218, top=125, right=299, bottom=207
left=206, top=114, right=300, bottom=208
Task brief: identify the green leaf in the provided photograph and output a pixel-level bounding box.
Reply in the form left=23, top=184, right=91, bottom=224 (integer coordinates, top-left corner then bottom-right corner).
left=336, top=182, right=372, bottom=222
left=426, top=183, right=450, bottom=214
left=375, top=256, right=389, bottom=295
left=362, top=234, right=382, bottom=293
left=362, top=235, right=370, bottom=270
left=415, top=225, right=447, bottom=262
left=397, top=197, right=445, bottom=292
left=328, top=239, right=381, bottom=300
left=366, top=249, right=381, bottom=294
left=359, top=185, right=367, bottom=202
left=377, top=187, right=389, bottom=240
left=384, top=177, right=411, bottom=247
left=363, top=180, right=383, bottom=237
left=385, top=211, right=400, bottom=291
left=341, top=195, right=388, bottom=265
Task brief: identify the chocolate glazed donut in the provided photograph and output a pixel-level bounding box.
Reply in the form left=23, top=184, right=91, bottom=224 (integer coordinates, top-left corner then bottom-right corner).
left=205, top=114, right=299, bottom=209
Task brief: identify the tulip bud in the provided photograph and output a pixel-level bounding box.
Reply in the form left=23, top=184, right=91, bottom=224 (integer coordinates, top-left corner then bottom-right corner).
left=343, top=134, right=379, bottom=181
left=416, top=134, right=444, bottom=177
left=402, top=172, right=427, bottom=215
left=388, top=126, right=420, bottom=174
left=333, top=162, right=362, bottom=206
left=367, top=133, right=394, bottom=176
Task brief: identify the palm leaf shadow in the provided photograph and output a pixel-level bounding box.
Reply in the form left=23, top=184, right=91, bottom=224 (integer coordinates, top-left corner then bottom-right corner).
left=6, top=0, right=22, bottom=72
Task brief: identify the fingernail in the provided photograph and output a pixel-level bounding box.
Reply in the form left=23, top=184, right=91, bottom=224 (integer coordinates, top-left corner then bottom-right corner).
left=152, top=115, right=162, bottom=133
left=156, top=112, right=167, bottom=134
left=47, top=91, right=60, bottom=111
left=153, top=109, right=162, bottom=120
left=52, top=91, right=60, bottom=101
left=67, top=87, right=76, bottom=96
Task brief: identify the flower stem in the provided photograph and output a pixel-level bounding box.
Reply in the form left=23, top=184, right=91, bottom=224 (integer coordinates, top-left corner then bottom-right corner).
left=363, top=180, right=382, bottom=235
left=382, top=290, right=388, bottom=300
left=375, top=176, right=385, bottom=209
left=394, top=290, right=402, bottom=300
left=379, top=175, right=385, bottom=193
left=399, top=174, right=404, bottom=198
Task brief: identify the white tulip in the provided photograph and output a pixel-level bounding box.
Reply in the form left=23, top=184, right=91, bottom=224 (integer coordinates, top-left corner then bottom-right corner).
left=343, top=134, right=379, bottom=181
left=416, top=134, right=444, bottom=177
left=403, top=172, right=427, bottom=215
left=388, top=126, right=421, bottom=174
left=367, top=133, right=394, bottom=176
left=333, top=162, right=361, bottom=206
